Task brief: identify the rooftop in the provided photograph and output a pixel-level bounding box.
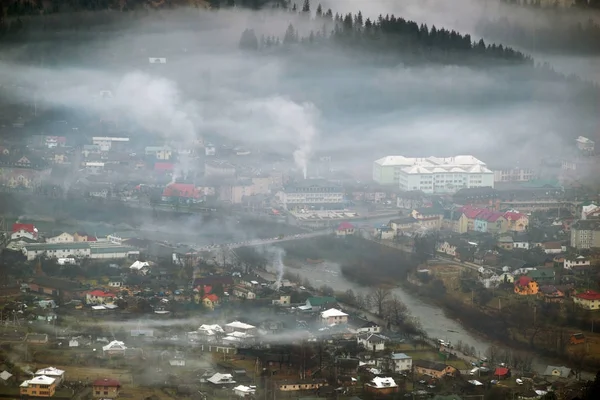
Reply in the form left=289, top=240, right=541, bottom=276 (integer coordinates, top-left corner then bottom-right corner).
left=321, top=308, right=348, bottom=318
left=575, top=290, right=600, bottom=301
left=21, top=375, right=56, bottom=387
left=92, top=378, right=121, bottom=387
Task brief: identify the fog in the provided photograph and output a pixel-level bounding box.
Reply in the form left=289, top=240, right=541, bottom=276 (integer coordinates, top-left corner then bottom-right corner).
left=0, top=4, right=597, bottom=180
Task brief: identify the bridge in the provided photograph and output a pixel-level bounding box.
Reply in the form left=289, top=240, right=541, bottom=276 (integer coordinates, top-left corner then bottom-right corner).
left=193, top=230, right=332, bottom=253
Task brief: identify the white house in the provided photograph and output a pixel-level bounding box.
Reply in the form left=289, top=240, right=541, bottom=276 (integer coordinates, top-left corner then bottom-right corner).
left=366, top=376, right=398, bottom=390
left=320, top=308, right=348, bottom=326
left=357, top=321, right=382, bottom=334
left=207, top=373, right=235, bottom=385
left=130, top=260, right=150, bottom=274
left=34, top=367, right=65, bottom=385
left=358, top=333, right=386, bottom=352
left=22, top=242, right=91, bottom=261
left=224, top=321, right=257, bottom=335
left=233, top=385, right=256, bottom=397
left=513, top=238, right=531, bottom=250
left=564, top=255, right=591, bottom=270
left=46, top=232, right=74, bottom=244
left=102, top=340, right=127, bottom=356
left=20, top=375, right=56, bottom=391
left=85, top=290, right=116, bottom=305
left=390, top=353, right=413, bottom=373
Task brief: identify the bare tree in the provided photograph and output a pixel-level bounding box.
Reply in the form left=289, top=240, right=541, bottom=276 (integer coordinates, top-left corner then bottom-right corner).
left=382, top=295, right=408, bottom=326
left=372, top=287, right=391, bottom=316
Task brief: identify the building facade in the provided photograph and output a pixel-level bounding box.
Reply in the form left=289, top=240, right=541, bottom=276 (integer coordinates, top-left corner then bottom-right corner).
left=373, top=155, right=493, bottom=193
left=570, top=220, right=600, bottom=249
left=493, top=167, right=536, bottom=183
left=278, top=179, right=345, bottom=211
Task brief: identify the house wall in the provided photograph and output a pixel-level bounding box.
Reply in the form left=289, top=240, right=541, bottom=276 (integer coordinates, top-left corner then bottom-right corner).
left=93, top=385, right=119, bottom=398
left=47, top=233, right=74, bottom=243
left=322, top=315, right=348, bottom=325
left=393, top=358, right=412, bottom=372
left=278, top=382, right=325, bottom=392
left=20, top=382, right=56, bottom=397
left=573, top=297, right=600, bottom=310
left=365, top=385, right=399, bottom=395
left=372, top=163, right=395, bottom=185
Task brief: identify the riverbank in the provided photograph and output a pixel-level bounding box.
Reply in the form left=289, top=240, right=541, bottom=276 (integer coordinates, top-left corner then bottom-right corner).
left=398, top=275, right=598, bottom=377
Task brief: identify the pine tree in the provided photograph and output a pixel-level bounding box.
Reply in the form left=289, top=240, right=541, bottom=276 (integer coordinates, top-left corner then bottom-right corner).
left=315, top=3, right=322, bottom=17
left=283, top=23, right=297, bottom=44
left=239, top=29, right=259, bottom=50
left=324, top=8, right=332, bottom=20
left=226, top=0, right=235, bottom=7
left=292, top=3, right=297, bottom=11
left=302, top=0, right=310, bottom=13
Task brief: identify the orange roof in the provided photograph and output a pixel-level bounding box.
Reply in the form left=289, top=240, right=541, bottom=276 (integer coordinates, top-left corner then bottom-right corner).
left=88, top=290, right=115, bottom=297
left=337, top=222, right=355, bottom=230
left=203, top=294, right=219, bottom=302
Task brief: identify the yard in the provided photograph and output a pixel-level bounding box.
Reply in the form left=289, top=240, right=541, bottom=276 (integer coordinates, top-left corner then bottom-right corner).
left=403, top=350, right=469, bottom=370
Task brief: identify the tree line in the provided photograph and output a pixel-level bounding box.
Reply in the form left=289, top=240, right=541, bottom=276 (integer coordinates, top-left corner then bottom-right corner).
left=477, top=16, right=600, bottom=55
left=240, top=4, right=534, bottom=67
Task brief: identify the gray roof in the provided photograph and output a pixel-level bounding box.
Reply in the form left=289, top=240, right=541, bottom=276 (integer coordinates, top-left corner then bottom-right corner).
left=543, top=365, right=571, bottom=378
left=90, top=246, right=136, bottom=254
left=391, top=353, right=411, bottom=360
left=24, top=242, right=90, bottom=251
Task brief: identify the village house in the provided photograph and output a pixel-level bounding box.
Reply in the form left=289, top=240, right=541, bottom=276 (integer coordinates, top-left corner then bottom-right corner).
left=497, top=234, right=514, bottom=251
left=304, top=296, right=337, bottom=311
left=412, top=206, right=445, bottom=230
left=233, top=385, right=256, bottom=398
left=207, top=373, right=236, bottom=386
left=356, top=320, right=382, bottom=334
left=232, top=286, right=256, bottom=300
left=11, top=223, right=39, bottom=241
left=539, top=286, right=565, bottom=303
left=20, top=375, right=56, bottom=397
left=46, top=232, right=74, bottom=243
left=543, top=366, right=572, bottom=379
left=526, top=268, right=556, bottom=284
left=389, top=216, right=418, bottom=234
left=513, top=233, right=531, bottom=250
left=461, top=206, right=485, bottom=232
left=374, top=224, right=395, bottom=240
left=27, top=333, right=49, bottom=344
left=202, top=294, right=219, bottom=310
left=224, top=321, right=257, bottom=335
left=28, top=277, right=86, bottom=301
left=514, top=276, right=539, bottom=295
left=564, top=255, right=591, bottom=270
left=436, top=238, right=465, bottom=258
left=390, top=353, right=413, bottom=373
left=573, top=290, right=600, bottom=310
left=85, top=290, right=116, bottom=305
left=34, top=367, right=65, bottom=385
left=542, top=241, right=564, bottom=254
left=320, top=308, right=348, bottom=326
left=474, top=210, right=507, bottom=234
left=442, top=209, right=468, bottom=233
left=193, top=276, right=235, bottom=294
left=414, top=360, right=458, bottom=378
left=358, top=333, right=386, bottom=351
left=102, top=340, right=127, bottom=357
left=365, top=377, right=399, bottom=396
left=570, top=333, right=586, bottom=345
left=504, top=211, right=529, bottom=232
left=336, top=222, right=355, bottom=236
left=272, top=294, right=291, bottom=306
left=277, top=380, right=326, bottom=393
left=92, top=378, right=121, bottom=399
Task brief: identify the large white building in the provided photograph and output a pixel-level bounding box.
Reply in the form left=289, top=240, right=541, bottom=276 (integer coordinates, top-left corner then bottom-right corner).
left=277, top=179, right=345, bottom=211
left=22, top=242, right=139, bottom=261
left=372, top=155, right=494, bottom=193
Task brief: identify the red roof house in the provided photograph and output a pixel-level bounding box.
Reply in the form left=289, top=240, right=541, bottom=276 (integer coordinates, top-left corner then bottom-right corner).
left=162, top=183, right=201, bottom=199
left=88, top=290, right=116, bottom=298
left=92, top=378, right=121, bottom=398
left=574, top=290, right=600, bottom=301
left=461, top=207, right=485, bottom=220
left=494, top=367, right=510, bottom=379
left=336, top=222, right=356, bottom=236
left=11, top=223, right=38, bottom=239
left=203, top=294, right=219, bottom=302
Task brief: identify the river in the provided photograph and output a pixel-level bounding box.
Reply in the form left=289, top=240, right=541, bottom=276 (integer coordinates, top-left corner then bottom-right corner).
left=285, top=260, right=561, bottom=375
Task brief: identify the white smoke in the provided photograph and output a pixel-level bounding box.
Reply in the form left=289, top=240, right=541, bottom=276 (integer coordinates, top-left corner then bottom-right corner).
left=266, top=246, right=286, bottom=289
left=112, top=71, right=199, bottom=182
left=241, top=97, right=319, bottom=179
